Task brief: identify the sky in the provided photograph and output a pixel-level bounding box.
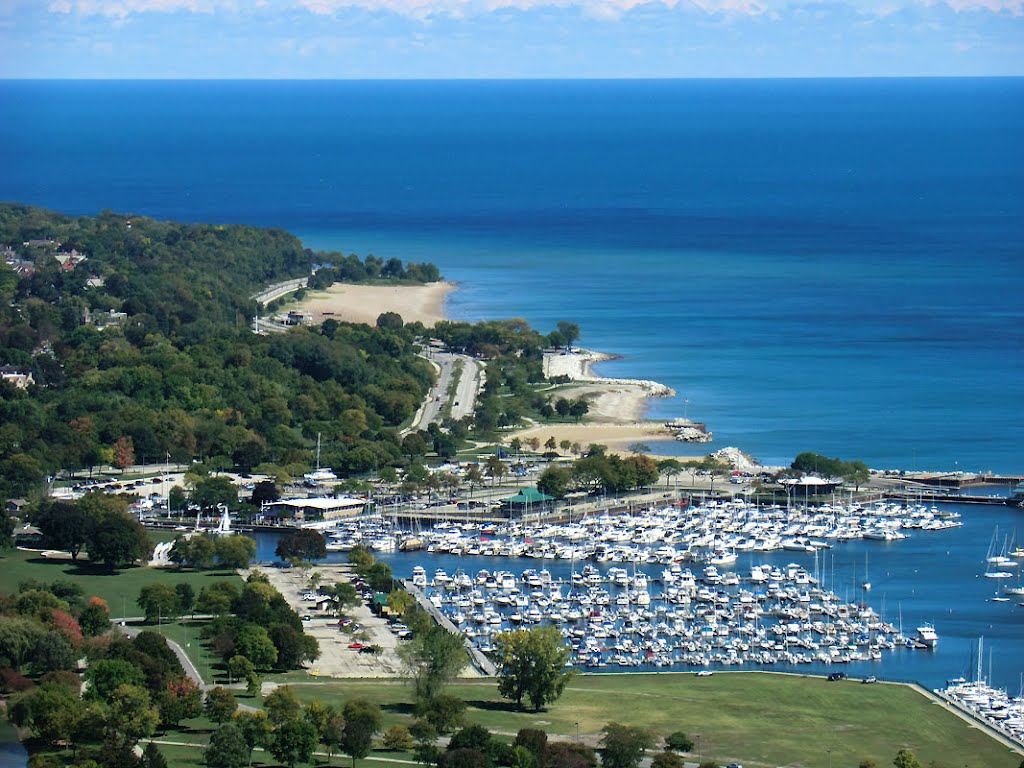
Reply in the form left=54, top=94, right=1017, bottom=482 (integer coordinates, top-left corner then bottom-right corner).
left=0, top=0, right=1021, bottom=78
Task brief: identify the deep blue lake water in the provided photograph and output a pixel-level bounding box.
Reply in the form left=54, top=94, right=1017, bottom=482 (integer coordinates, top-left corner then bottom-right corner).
left=1, top=79, right=1021, bottom=473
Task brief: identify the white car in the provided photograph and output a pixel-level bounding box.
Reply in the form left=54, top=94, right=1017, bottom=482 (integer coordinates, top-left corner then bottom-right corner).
left=695, top=670, right=714, bottom=677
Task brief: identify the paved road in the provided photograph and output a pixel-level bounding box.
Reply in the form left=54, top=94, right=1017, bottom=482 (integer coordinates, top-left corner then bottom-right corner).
left=121, top=622, right=207, bottom=688
left=406, top=349, right=482, bottom=433
left=251, top=277, right=309, bottom=306
left=251, top=277, right=310, bottom=334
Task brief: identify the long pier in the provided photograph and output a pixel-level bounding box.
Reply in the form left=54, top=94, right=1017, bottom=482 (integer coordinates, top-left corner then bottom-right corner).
left=885, top=491, right=1022, bottom=506
left=401, top=579, right=497, bottom=677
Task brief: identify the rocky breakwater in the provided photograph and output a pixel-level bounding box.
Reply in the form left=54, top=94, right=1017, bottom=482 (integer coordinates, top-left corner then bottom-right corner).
left=665, top=417, right=712, bottom=443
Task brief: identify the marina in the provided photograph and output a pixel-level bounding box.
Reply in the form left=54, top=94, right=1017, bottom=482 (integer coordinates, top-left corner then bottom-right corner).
left=248, top=493, right=1024, bottom=694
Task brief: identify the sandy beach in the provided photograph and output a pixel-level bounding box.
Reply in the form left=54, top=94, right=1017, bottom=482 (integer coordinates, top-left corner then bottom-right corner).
left=292, top=282, right=455, bottom=327
left=506, top=349, right=685, bottom=455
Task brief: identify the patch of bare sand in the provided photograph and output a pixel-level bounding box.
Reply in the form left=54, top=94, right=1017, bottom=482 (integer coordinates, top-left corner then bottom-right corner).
left=510, top=423, right=690, bottom=457
left=293, top=282, right=455, bottom=327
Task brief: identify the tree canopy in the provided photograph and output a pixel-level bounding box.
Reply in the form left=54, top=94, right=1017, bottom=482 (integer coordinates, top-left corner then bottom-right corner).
left=493, top=626, right=575, bottom=712
left=0, top=205, right=441, bottom=499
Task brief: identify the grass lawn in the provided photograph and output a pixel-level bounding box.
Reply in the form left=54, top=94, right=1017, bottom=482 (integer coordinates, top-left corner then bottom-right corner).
left=269, top=673, right=1020, bottom=768
left=0, top=545, right=241, bottom=619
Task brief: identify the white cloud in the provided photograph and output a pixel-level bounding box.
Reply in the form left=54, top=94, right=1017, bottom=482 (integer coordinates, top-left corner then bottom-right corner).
left=40, top=0, right=1024, bottom=19
left=940, top=0, right=1023, bottom=13
left=297, top=0, right=767, bottom=18
left=47, top=0, right=246, bottom=17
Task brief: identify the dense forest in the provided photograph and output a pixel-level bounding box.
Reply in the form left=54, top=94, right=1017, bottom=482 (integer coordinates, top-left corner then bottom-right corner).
left=0, top=205, right=440, bottom=499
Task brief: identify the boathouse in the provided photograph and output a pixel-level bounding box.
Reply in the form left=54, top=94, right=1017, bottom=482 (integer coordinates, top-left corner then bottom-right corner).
left=500, top=487, right=555, bottom=519
left=262, top=496, right=367, bottom=522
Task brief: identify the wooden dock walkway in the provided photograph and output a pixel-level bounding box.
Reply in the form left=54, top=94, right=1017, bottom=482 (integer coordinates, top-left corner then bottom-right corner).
left=402, top=579, right=497, bottom=676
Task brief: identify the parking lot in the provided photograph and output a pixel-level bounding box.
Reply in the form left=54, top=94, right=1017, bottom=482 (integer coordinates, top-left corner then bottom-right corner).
left=257, top=563, right=408, bottom=678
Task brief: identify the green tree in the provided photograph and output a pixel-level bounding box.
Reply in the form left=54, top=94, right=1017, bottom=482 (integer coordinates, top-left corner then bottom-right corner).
left=422, top=692, right=466, bottom=734
left=599, top=723, right=655, bottom=768
left=664, top=732, right=694, bottom=753
left=84, top=658, right=145, bottom=700
left=341, top=698, right=384, bottom=768
left=893, top=750, right=923, bottom=768
left=0, top=616, right=45, bottom=669
left=270, top=716, right=319, bottom=768
left=233, top=625, right=277, bottom=671
left=233, top=709, right=273, bottom=763
left=382, top=725, right=415, bottom=751
left=494, top=626, right=575, bottom=711
left=142, top=741, right=169, bottom=768
left=484, top=454, right=506, bottom=486
left=440, top=748, right=490, bottom=768
left=650, top=752, right=683, bottom=768
left=175, top=583, right=195, bottom=615
left=106, top=683, right=159, bottom=748
left=191, top=476, right=238, bottom=510
left=8, top=681, right=84, bottom=748
left=263, top=685, right=302, bottom=726
left=32, top=500, right=94, bottom=560
left=206, top=722, right=251, bottom=768
left=386, top=588, right=416, bottom=616
left=0, top=511, right=13, bottom=550
left=170, top=534, right=216, bottom=570
left=269, top=623, right=319, bottom=670
left=197, top=581, right=240, bottom=616
left=843, top=460, right=871, bottom=491
left=398, top=623, right=469, bottom=708
left=275, top=528, right=327, bottom=562
left=321, top=710, right=347, bottom=766
left=556, top=321, right=580, bottom=352
left=513, top=729, right=547, bottom=763
left=156, top=676, right=203, bottom=729
left=656, top=459, right=684, bottom=488
left=87, top=509, right=150, bottom=569
left=31, top=630, right=76, bottom=675
left=536, top=465, right=572, bottom=499
left=137, top=584, right=180, bottom=623
left=77, top=598, right=110, bottom=637
left=205, top=686, right=238, bottom=724
left=215, top=535, right=257, bottom=569
left=409, top=719, right=440, bottom=767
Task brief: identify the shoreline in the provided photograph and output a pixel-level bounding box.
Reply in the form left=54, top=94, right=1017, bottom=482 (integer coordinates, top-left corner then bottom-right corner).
left=291, top=281, right=699, bottom=458
left=508, top=348, right=692, bottom=456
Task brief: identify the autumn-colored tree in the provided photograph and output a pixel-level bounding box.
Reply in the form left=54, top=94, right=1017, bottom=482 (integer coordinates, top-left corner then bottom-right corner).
left=49, top=609, right=83, bottom=649
left=112, top=436, right=135, bottom=473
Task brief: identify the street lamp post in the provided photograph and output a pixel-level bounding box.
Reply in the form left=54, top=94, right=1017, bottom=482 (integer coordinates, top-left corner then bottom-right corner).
left=575, top=722, right=579, bottom=742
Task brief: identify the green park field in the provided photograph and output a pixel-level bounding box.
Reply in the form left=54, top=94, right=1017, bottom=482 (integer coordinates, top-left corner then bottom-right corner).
left=2, top=547, right=1020, bottom=768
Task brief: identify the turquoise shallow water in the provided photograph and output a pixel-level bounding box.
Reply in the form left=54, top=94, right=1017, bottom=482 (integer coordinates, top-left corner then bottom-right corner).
left=3, top=78, right=1019, bottom=472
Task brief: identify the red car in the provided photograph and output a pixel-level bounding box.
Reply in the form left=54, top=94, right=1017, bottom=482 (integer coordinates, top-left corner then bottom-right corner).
left=347, top=642, right=364, bottom=650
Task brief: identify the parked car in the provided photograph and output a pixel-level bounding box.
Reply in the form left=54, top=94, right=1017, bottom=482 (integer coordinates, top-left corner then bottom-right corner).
left=695, top=670, right=714, bottom=677
left=828, top=672, right=847, bottom=681
left=863, top=676, right=878, bottom=684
